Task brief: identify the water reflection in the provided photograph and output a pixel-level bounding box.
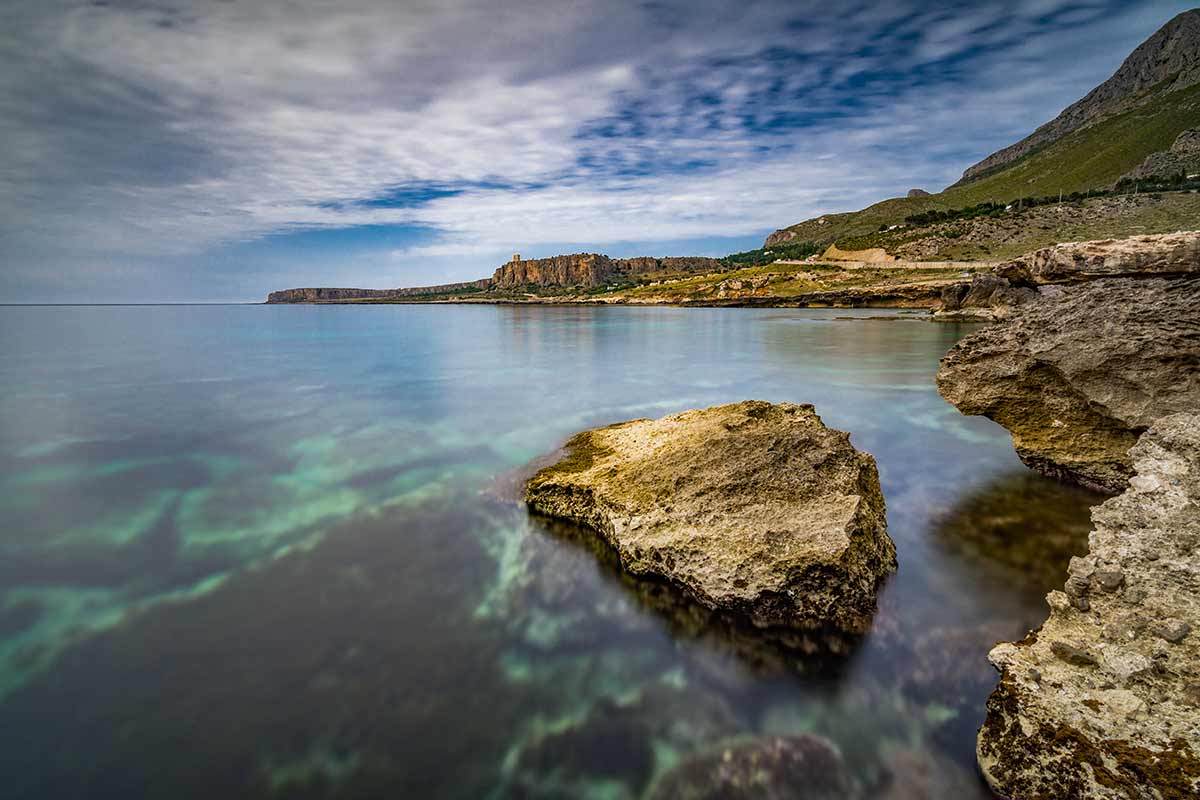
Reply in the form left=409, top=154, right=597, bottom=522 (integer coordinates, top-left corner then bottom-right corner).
left=929, top=468, right=1101, bottom=591
left=527, top=514, right=868, bottom=676
left=0, top=305, right=1103, bottom=799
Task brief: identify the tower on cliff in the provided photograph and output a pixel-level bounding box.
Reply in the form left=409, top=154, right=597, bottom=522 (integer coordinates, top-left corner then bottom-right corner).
left=512, top=253, right=521, bottom=263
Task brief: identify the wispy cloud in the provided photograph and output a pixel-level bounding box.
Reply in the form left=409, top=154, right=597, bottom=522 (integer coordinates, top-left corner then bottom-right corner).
left=0, top=0, right=1194, bottom=300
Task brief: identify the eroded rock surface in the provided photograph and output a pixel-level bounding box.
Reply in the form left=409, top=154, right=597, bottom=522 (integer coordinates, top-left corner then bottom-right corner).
left=524, top=401, right=895, bottom=632
left=977, top=414, right=1200, bottom=799
left=998, top=230, right=1200, bottom=285
left=937, top=277, right=1200, bottom=491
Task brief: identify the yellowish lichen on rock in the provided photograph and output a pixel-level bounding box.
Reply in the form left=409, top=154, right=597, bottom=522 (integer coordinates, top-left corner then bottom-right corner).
left=525, top=401, right=896, bottom=632
left=977, top=413, right=1200, bottom=799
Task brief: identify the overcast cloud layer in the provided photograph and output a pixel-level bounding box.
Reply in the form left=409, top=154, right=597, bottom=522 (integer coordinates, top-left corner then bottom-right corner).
left=0, top=0, right=1194, bottom=301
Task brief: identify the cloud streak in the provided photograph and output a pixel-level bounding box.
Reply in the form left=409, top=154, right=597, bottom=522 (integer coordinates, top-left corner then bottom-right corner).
left=0, top=0, right=1194, bottom=300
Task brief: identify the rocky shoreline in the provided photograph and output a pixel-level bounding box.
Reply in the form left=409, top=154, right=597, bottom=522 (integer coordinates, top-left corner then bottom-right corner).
left=937, top=233, right=1200, bottom=491
left=977, top=414, right=1200, bottom=799
left=510, top=230, right=1199, bottom=797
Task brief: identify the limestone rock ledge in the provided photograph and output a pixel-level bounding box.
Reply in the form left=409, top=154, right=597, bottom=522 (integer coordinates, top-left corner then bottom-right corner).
left=937, top=277, right=1200, bottom=492
left=524, top=401, right=896, bottom=632
left=977, top=414, right=1200, bottom=800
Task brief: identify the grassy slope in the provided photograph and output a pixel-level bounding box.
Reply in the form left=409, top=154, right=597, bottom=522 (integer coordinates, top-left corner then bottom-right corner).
left=838, top=192, right=1200, bottom=261
left=769, top=84, right=1200, bottom=246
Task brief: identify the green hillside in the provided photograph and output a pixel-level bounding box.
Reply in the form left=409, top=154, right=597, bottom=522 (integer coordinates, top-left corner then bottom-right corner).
left=768, top=83, right=1200, bottom=248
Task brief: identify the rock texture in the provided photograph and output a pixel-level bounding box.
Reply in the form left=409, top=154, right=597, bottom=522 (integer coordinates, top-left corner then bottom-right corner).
left=977, top=414, right=1200, bottom=799
left=1122, top=128, right=1200, bottom=183
left=267, top=253, right=723, bottom=301
left=997, top=231, right=1200, bottom=285
left=489, top=253, right=722, bottom=289
left=524, top=401, right=895, bottom=632
left=958, top=9, right=1200, bottom=184
left=936, top=272, right=1039, bottom=321
left=933, top=231, right=1200, bottom=320
left=938, top=277, right=1200, bottom=491
left=648, top=735, right=856, bottom=800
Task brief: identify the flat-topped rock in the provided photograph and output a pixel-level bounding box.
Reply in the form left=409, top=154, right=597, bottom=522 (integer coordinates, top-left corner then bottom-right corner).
left=524, top=401, right=895, bottom=632
left=977, top=414, right=1200, bottom=799
left=937, top=277, right=1200, bottom=492
left=998, top=230, right=1200, bottom=285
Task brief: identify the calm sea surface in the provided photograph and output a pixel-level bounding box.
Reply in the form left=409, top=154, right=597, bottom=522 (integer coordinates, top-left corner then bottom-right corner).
left=0, top=304, right=1100, bottom=798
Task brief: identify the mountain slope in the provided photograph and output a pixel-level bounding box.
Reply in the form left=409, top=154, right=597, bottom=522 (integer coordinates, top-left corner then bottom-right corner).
left=766, top=10, right=1200, bottom=252
left=958, top=8, right=1200, bottom=184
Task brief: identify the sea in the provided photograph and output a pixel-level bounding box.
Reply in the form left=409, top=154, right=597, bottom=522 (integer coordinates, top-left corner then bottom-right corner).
left=0, top=303, right=1101, bottom=798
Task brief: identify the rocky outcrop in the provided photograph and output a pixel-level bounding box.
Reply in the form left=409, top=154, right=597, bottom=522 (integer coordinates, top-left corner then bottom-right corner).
left=906, top=188, right=931, bottom=198
left=932, top=231, right=1200, bottom=321
left=524, top=401, right=895, bottom=632
left=490, top=253, right=614, bottom=288
left=489, top=253, right=722, bottom=288
left=1121, top=128, right=1200, bottom=183
left=648, top=735, right=856, bottom=800
left=958, top=9, right=1200, bottom=184
left=977, top=414, right=1200, bottom=799
left=936, top=272, right=1039, bottom=321
left=997, top=231, right=1200, bottom=285
left=265, top=280, right=491, bottom=303
left=938, top=277, right=1200, bottom=492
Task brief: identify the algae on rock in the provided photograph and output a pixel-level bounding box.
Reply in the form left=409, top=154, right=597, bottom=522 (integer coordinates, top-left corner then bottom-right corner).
left=977, top=414, right=1200, bottom=799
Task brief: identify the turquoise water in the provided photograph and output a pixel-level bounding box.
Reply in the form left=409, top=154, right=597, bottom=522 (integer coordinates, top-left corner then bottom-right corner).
left=0, top=304, right=1099, bottom=798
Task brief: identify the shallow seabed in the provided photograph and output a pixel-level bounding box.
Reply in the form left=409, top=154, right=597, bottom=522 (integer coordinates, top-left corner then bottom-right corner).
left=0, top=304, right=1100, bottom=798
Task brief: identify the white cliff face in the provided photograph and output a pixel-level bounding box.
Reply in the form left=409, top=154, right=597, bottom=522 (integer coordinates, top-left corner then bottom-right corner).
left=977, top=414, right=1200, bottom=799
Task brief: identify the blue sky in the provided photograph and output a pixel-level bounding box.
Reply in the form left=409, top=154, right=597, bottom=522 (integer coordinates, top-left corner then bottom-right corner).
left=0, top=0, right=1195, bottom=302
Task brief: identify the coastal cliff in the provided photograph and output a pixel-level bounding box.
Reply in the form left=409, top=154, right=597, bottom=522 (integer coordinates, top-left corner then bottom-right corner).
left=488, top=253, right=722, bottom=288
left=266, top=254, right=724, bottom=302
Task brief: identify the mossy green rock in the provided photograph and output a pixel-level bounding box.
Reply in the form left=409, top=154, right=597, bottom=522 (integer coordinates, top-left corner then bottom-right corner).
left=977, top=414, right=1200, bottom=799
left=524, top=401, right=895, bottom=632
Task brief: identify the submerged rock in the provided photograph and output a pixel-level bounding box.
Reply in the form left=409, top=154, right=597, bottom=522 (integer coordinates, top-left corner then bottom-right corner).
left=648, top=735, right=855, bottom=800
left=505, top=684, right=741, bottom=800
left=937, top=277, right=1200, bottom=492
left=977, top=414, right=1200, bottom=799
left=525, top=401, right=895, bottom=632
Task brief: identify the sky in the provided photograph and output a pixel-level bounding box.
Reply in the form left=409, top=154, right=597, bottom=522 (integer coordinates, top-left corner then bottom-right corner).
left=0, top=0, right=1195, bottom=302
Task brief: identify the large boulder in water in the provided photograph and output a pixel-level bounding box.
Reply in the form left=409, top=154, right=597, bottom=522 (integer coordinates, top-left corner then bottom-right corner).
left=524, top=401, right=895, bottom=633
left=937, top=277, right=1200, bottom=492
left=648, top=735, right=855, bottom=800
left=977, top=414, right=1200, bottom=799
